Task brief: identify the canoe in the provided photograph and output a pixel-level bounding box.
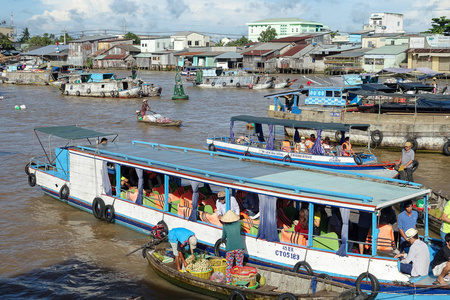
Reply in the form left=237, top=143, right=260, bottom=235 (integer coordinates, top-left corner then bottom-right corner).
left=137, top=115, right=182, bottom=127
left=144, top=249, right=358, bottom=300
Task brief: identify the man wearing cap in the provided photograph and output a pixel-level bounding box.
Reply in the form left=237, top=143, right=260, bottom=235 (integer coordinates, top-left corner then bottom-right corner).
left=216, top=191, right=240, bottom=220
left=395, top=228, right=430, bottom=276
left=396, top=141, right=415, bottom=182
left=397, top=200, right=419, bottom=251
left=168, top=227, right=197, bottom=271
left=431, top=233, right=450, bottom=285
left=221, top=210, right=245, bottom=284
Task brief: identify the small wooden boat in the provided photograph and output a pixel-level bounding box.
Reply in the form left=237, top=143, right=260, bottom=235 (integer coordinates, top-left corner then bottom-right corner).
left=144, top=249, right=358, bottom=300
left=136, top=100, right=182, bottom=127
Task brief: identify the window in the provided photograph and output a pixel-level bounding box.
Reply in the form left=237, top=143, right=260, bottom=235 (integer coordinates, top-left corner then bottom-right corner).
left=157, top=42, right=160, bottom=48
left=326, top=90, right=333, bottom=97
left=188, top=41, right=192, bottom=46
left=397, top=21, right=400, bottom=26
left=391, top=40, right=395, bottom=45
left=195, top=41, right=199, bottom=46
left=334, top=91, right=341, bottom=97
left=296, top=28, right=298, bottom=32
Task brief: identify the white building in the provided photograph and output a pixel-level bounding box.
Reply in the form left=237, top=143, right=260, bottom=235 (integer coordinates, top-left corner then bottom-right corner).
left=140, top=36, right=171, bottom=52
left=246, top=18, right=324, bottom=42
left=363, top=13, right=405, bottom=34
left=170, top=31, right=211, bottom=51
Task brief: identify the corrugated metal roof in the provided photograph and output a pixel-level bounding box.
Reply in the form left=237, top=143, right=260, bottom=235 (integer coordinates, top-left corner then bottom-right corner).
left=194, top=51, right=225, bottom=57
left=102, top=54, right=127, bottom=60
left=71, top=35, right=117, bottom=43
left=406, top=48, right=450, bottom=53
left=215, top=52, right=243, bottom=59
left=365, top=45, right=408, bottom=55
left=241, top=49, right=273, bottom=56
left=271, top=35, right=312, bottom=43
left=247, top=18, right=322, bottom=25
left=116, top=44, right=141, bottom=52
left=94, top=54, right=107, bottom=60
left=22, top=45, right=69, bottom=56
left=174, top=52, right=204, bottom=56
left=280, top=45, right=308, bottom=57
left=134, top=53, right=153, bottom=58
left=251, top=42, right=291, bottom=51
left=326, top=48, right=373, bottom=58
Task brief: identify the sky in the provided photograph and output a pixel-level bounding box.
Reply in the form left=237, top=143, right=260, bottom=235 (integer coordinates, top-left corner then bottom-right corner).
left=1, top=0, right=449, bottom=41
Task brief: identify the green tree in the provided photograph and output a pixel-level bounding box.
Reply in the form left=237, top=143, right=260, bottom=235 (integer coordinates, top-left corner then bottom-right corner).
left=56, top=34, right=74, bottom=44
left=227, top=36, right=251, bottom=46
left=124, top=32, right=140, bottom=44
left=258, top=26, right=277, bottom=42
left=426, top=16, right=450, bottom=35
left=330, top=30, right=340, bottom=38
left=0, top=33, right=13, bottom=49
left=28, top=33, right=56, bottom=46
left=19, top=28, right=31, bottom=43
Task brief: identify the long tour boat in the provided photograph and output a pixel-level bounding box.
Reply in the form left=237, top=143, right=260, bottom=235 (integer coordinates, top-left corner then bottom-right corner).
left=26, top=125, right=448, bottom=299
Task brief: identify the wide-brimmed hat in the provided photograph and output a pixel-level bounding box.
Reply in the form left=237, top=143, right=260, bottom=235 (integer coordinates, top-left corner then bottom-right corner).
left=405, top=142, right=412, bottom=147
left=218, top=191, right=226, bottom=199
left=189, top=235, right=197, bottom=249
left=405, top=228, right=418, bottom=239
left=221, top=210, right=240, bottom=223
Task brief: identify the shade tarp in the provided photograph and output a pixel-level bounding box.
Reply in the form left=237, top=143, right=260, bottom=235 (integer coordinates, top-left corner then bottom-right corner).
left=35, top=125, right=115, bottom=140
left=360, top=84, right=396, bottom=92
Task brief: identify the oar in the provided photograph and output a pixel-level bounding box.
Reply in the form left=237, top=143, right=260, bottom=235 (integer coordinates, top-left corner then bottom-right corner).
left=125, top=243, right=148, bottom=257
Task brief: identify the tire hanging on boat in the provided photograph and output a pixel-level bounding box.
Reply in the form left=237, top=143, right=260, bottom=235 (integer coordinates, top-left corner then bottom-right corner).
left=208, top=144, right=216, bottom=152
left=25, top=162, right=31, bottom=175
left=92, top=197, right=105, bottom=219
left=277, top=293, right=296, bottom=300
left=222, top=82, right=227, bottom=87
left=244, top=151, right=251, bottom=157
left=411, top=160, right=419, bottom=173
left=335, top=130, right=342, bottom=142
left=355, top=272, right=379, bottom=300
left=28, top=173, right=36, bottom=187
left=283, top=155, right=292, bottom=163
left=236, top=83, right=240, bottom=88
left=229, top=290, right=246, bottom=300
left=86, top=88, right=91, bottom=94
left=370, top=130, right=383, bottom=145
left=214, top=238, right=227, bottom=257
left=103, top=204, right=115, bottom=223
left=318, top=273, right=332, bottom=280
left=110, top=90, right=115, bottom=97
left=443, top=140, right=450, bottom=156
left=59, top=184, right=70, bottom=200
left=76, top=91, right=80, bottom=96
left=100, top=91, right=105, bottom=98
left=406, top=137, right=418, bottom=151
left=211, top=82, right=215, bottom=87
left=292, top=261, right=313, bottom=276
left=64, top=91, right=69, bottom=95
left=353, top=154, right=363, bottom=165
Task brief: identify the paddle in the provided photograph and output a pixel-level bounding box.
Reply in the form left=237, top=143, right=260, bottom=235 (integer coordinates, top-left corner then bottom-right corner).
left=125, top=243, right=149, bottom=257
left=125, top=236, right=167, bottom=257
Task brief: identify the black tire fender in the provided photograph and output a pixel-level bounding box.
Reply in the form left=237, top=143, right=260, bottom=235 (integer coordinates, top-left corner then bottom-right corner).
left=443, top=140, right=450, bottom=156
left=293, top=261, right=313, bottom=276
left=110, top=90, right=115, bottom=97
left=244, top=151, right=251, bottom=157
left=100, top=91, right=105, bottom=98
left=211, top=82, right=215, bottom=87
left=208, top=144, right=216, bottom=152
left=335, top=130, right=342, bottom=142
left=355, top=272, right=379, bottom=300
left=318, top=273, right=332, bottom=280
left=277, top=293, right=296, bottom=300
left=86, top=88, right=91, bottom=94
left=283, top=155, right=292, bottom=163
left=411, top=160, right=419, bottom=173
left=92, top=197, right=105, bottom=219
left=222, top=82, right=227, bottom=87
left=64, top=90, right=69, bottom=95
left=76, top=91, right=80, bottom=96
left=214, top=238, right=227, bottom=257
left=236, top=83, right=241, bottom=88
left=104, top=204, right=115, bottom=223
left=229, top=290, right=246, bottom=300
left=407, top=137, right=418, bottom=151
left=25, top=162, right=31, bottom=175
left=59, top=184, right=70, bottom=200
left=126, top=92, right=131, bottom=97
left=28, top=173, right=36, bottom=187
left=353, top=154, right=363, bottom=165
left=370, top=129, right=383, bottom=145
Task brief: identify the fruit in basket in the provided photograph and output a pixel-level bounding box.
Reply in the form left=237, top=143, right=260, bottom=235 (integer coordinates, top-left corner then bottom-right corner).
left=259, top=276, right=266, bottom=286
left=186, top=254, right=212, bottom=272
left=210, top=271, right=225, bottom=283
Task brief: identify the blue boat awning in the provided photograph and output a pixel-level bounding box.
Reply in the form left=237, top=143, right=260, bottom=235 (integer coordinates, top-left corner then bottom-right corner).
left=35, top=125, right=116, bottom=140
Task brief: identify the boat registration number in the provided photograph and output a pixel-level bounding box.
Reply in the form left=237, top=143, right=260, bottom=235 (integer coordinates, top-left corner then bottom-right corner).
left=275, top=246, right=300, bottom=261
left=330, top=112, right=340, bottom=117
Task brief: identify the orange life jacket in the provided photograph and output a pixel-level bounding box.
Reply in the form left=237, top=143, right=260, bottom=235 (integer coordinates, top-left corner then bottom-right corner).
left=341, top=141, right=353, bottom=156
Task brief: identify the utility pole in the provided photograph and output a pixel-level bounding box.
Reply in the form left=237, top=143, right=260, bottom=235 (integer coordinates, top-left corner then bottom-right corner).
left=63, top=28, right=66, bottom=45
left=122, top=18, right=126, bottom=35
left=11, top=12, right=13, bottom=27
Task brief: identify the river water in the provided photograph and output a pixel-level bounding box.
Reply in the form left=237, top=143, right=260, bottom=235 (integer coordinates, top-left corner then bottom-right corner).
left=0, top=71, right=448, bottom=299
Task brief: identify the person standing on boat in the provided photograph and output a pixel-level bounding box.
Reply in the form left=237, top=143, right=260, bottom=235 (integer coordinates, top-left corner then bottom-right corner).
left=294, top=137, right=306, bottom=153
left=433, top=78, right=437, bottom=94
left=396, top=141, right=415, bottom=182
left=394, top=228, right=430, bottom=277
left=221, top=210, right=245, bottom=284
left=216, top=191, right=240, bottom=220
left=431, top=233, right=450, bottom=285
left=168, top=227, right=197, bottom=271
left=397, top=200, right=418, bottom=251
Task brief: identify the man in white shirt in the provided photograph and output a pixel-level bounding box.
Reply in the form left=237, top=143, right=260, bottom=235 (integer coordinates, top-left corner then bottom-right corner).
left=395, top=228, right=430, bottom=277
left=216, top=190, right=240, bottom=220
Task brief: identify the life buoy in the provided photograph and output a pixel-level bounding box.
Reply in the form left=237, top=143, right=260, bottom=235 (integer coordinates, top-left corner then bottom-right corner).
left=283, top=155, right=292, bottom=163
left=214, top=238, right=227, bottom=257
left=236, top=83, right=241, bottom=88
left=104, top=204, right=115, bottom=222
left=76, top=91, right=80, bottom=96
left=92, top=197, right=105, bottom=219
left=407, top=138, right=418, bottom=151
left=229, top=290, right=246, bottom=300
left=293, top=261, right=313, bottom=276
left=211, top=82, right=215, bottom=87
left=248, top=83, right=253, bottom=89
left=355, top=272, right=379, bottom=300
left=59, top=184, right=70, bottom=200
left=28, top=173, right=36, bottom=187
left=411, top=160, right=419, bottom=173
left=64, top=91, right=69, bottom=95
left=244, top=151, right=251, bottom=157
left=277, top=293, right=296, bottom=300
left=100, top=92, right=105, bottom=98
left=443, top=141, right=450, bottom=156
left=353, top=154, right=363, bottom=165
left=370, top=130, right=383, bottom=145
left=208, top=144, right=216, bottom=152
left=110, top=90, right=115, bottom=97
left=222, top=82, right=226, bottom=87
left=86, top=88, right=91, bottom=94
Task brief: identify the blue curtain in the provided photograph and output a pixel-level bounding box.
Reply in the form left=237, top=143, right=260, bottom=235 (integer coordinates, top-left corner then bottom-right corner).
left=230, top=121, right=235, bottom=143
left=102, top=161, right=112, bottom=196
left=340, top=131, right=346, bottom=145
left=294, top=129, right=300, bottom=143
left=136, top=168, right=143, bottom=205
left=310, top=129, right=324, bottom=155
left=336, top=208, right=349, bottom=257
left=189, top=180, right=200, bottom=221
left=255, top=123, right=265, bottom=142
left=266, top=125, right=274, bottom=150
left=257, top=194, right=279, bottom=242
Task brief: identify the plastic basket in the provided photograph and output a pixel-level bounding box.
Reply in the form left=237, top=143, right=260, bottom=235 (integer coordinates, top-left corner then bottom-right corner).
left=209, top=258, right=227, bottom=274
left=186, top=267, right=213, bottom=280
left=230, top=266, right=257, bottom=286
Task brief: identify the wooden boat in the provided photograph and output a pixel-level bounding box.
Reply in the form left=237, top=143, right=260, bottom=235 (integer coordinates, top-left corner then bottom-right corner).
left=136, top=101, right=182, bottom=127
left=26, top=126, right=450, bottom=299
left=145, top=249, right=357, bottom=300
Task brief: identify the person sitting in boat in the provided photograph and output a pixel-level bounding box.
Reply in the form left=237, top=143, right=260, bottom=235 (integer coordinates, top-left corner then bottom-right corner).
left=431, top=233, right=450, bottom=285
left=294, top=208, right=309, bottom=237
left=235, top=135, right=250, bottom=145
left=322, top=137, right=333, bottom=155
left=216, top=191, right=240, bottom=220
left=305, top=134, right=316, bottom=152
left=341, top=137, right=355, bottom=157
left=100, top=138, right=108, bottom=145
left=394, top=228, right=430, bottom=277
left=242, top=192, right=259, bottom=217
left=221, top=210, right=245, bottom=284
left=294, top=137, right=306, bottom=153
left=168, top=227, right=197, bottom=271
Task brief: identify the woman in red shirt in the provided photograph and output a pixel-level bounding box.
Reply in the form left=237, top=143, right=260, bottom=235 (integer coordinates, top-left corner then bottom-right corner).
left=294, top=208, right=309, bottom=236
